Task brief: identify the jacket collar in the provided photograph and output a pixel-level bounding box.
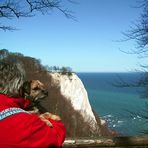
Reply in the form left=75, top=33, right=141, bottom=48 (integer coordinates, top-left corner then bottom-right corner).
left=0, top=94, right=30, bottom=111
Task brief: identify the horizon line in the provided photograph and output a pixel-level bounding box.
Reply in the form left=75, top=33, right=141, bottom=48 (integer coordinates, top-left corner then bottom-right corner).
left=75, top=71, right=142, bottom=73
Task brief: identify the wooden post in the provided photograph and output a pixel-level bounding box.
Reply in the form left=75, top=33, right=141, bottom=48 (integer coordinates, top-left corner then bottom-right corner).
left=62, top=136, right=148, bottom=147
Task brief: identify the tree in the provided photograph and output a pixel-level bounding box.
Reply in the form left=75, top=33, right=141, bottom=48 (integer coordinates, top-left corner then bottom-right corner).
left=60, top=66, right=72, bottom=76
left=123, top=0, right=148, bottom=57
left=0, top=0, right=75, bottom=31
left=119, top=0, right=148, bottom=133
left=120, top=0, right=148, bottom=96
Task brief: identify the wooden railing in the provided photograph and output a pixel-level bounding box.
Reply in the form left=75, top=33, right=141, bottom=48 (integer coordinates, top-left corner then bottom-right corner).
left=62, top=136, right=148, bottom=147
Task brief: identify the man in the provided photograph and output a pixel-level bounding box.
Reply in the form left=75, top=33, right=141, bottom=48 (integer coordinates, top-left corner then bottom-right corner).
left=0, top=60, right=66, bottom=148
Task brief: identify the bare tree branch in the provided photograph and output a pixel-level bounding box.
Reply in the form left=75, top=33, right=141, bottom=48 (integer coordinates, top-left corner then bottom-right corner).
left=0, top=25, right=16, bottom=31
left=122, top=0, right=148, bottom=55
left=0, top=0, right=75, bottom=31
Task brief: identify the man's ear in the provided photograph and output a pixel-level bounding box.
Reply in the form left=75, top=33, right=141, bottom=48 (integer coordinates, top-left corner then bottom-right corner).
left=19, top=81, right=31, bottom=98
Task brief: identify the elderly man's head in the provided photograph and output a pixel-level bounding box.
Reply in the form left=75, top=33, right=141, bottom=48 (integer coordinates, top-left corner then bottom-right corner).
left=0, top=60, right=25, bottom=97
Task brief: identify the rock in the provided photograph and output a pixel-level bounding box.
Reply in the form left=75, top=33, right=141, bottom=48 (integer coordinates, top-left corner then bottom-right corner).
left=100, top=119, right=106, bottom=125
left=48, top=72, right=98, bottom=132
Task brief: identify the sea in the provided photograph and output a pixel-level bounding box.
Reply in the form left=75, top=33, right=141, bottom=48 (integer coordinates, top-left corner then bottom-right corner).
left=77, top=72, right=148, bottom=136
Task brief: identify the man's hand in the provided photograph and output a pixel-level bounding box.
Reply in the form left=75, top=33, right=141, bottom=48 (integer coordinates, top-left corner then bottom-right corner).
left=39, top=112, right=61, bottom=127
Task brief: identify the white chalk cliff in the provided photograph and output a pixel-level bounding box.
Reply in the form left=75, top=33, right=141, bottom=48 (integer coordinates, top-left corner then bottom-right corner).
left=48, top=72, right=99, bottom=132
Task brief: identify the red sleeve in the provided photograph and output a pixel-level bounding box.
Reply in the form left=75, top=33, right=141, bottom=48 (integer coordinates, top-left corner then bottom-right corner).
left=28, top=114, right=66, bottom=148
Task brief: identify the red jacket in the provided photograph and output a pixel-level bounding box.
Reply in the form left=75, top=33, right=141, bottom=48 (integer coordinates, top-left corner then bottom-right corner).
left=0, top=94, right=66, bottom=148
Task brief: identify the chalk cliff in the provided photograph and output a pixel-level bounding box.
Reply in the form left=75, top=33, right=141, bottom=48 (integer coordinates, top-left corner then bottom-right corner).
left=48, top=72, right=98, bottom=132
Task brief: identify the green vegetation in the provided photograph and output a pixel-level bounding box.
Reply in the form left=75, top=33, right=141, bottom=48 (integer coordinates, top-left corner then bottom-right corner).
left=46, top=66, right=73, bottom=76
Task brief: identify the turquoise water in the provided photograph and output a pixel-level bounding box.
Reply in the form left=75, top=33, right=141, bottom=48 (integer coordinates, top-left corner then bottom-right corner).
left=77, top=73, right=148, bottom=136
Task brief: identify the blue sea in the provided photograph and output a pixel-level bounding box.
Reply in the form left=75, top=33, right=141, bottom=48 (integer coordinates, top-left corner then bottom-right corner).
left=77, top=73, right=148, bottom=136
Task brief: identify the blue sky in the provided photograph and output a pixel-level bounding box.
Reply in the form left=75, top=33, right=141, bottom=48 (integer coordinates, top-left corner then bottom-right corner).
left=0, top=0, right=146, bottom=72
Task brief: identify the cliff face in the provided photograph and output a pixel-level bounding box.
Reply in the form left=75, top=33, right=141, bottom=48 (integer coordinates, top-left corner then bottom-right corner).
left=49, top=73, right=98, bottom=132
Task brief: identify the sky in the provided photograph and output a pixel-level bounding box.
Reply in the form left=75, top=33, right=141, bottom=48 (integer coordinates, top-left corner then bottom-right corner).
left=0, top=0, right=147, bottom=72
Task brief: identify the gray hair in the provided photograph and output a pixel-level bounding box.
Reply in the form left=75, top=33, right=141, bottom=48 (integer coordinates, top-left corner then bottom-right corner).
left=0, top=60, right=26, bottom=97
